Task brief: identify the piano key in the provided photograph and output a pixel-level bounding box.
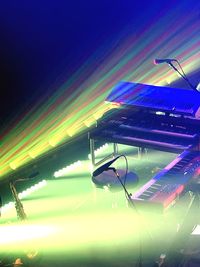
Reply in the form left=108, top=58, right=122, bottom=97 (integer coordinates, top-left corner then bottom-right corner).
left=131, top=151, right=200, bottom=211
left=106, top=81, right=200, bottom=118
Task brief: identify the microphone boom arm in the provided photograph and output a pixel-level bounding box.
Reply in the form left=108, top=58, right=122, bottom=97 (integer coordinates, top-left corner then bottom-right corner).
left=168, top=62, right=197, bottom=91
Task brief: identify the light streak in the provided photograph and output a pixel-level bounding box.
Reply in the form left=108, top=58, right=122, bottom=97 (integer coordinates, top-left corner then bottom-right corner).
left=0, top=1, right=199, bottom=179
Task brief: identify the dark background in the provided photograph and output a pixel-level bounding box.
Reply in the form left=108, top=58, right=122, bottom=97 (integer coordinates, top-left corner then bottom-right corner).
left=0, top=0, right=137, bottom=122
left=0, top=0, right=189, bottom=124
left=0, top=0, right=199, bottom=177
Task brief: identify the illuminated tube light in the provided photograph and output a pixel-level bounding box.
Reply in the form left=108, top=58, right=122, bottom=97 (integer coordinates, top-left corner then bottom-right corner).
left=83, top=117, right=96, bottom=128
left=92, top=103, right=119, bottom=120
left=93, top=106, right=111, bottom=120
left=93, top=111, right=105, bottom=120
left=9, top=162, right=17, bottom=170
left=48, top=130, right=71, bottom=147
left=48, top=138, right=60, bottom=147
left=88, top=143, right=109, bottom=159
left=66, top=127, right=78, bottom=137
left=18, top=180, right=47, bottom=199
left=192, top=225, right=200, bottom=235
left=1, top=202, right=15, bottom=213
left=9, top=155, right=32, bottom=170
left=104, top=101, right=121, bottom=108
left=1, top=180, right=47, bottom=215
left=66, top=121, right=86, bottom=137
left=54, top=161, right=82, bottom=178
left=28, top=142, right=50, bottom=159
left=28, top=151, right=37, bottom=159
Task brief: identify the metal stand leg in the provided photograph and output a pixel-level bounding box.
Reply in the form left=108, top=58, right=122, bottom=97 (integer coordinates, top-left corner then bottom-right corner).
left=89, top=138, right=119, bottom=170
left=138, top=147, right=147, bottom=159
left=90, top=138, right=95, bottom=168
left=113, top=143, right=118, bottom=158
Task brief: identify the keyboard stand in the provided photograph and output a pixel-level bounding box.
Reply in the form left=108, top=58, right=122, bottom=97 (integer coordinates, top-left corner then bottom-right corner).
left=89, top=138, right=118, bottom=169
left=138, top=147, right=148, bottom=159
left=89, top=136, right=148, bottom=170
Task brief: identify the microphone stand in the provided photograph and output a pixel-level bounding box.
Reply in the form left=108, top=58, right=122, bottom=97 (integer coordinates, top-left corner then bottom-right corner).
left=168, top=61, right=197, bottom=91
left=111, top=168, right=133, bottom=203
left=111, top=167, right=143, bottom=267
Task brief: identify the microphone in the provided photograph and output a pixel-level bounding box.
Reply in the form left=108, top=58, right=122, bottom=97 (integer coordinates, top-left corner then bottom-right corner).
left=154, top=58, right=177, bottom=65
left=92, top=156, right=120, bottom=177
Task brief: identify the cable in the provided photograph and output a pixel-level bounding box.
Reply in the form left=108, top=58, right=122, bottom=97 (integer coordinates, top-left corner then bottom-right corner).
left=111, top=155, right=153, bottom=267
left=114, top=154, right=129, bottom=200
left=176, top=60, right=187, bottom=79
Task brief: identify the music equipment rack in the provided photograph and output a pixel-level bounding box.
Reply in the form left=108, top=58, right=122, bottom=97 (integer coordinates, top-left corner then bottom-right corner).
left=89, top=81, right=200, bottom=211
